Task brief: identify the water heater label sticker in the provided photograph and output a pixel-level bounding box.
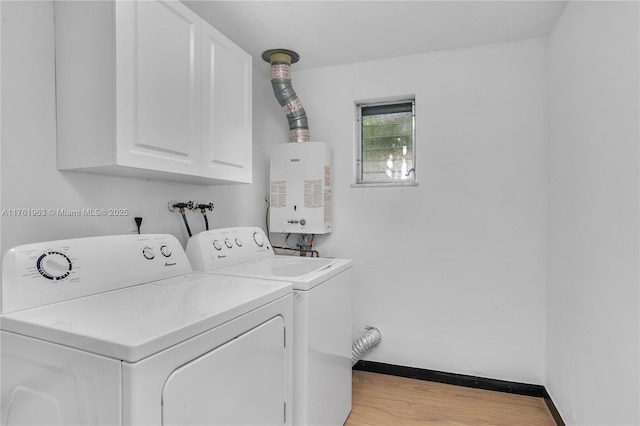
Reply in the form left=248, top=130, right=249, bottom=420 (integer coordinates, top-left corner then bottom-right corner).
left=324, top=189, right=332, bottom=224
left=270, top=181, right=287, bottom=208
left=325, top=166, right=331, bottom=186
left=304, top=180, right=323, bottom=208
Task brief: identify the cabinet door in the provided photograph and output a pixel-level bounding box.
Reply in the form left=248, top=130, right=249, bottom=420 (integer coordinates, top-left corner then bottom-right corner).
left=202, top=22, right=253, bottom=183
left=115, top=1, right=202, bottom=175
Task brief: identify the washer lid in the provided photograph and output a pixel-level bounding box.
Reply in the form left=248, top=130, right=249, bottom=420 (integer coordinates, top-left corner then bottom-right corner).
left=0, top=273, right=291, bottom=363
left=215, top=256, right=352, bottom=291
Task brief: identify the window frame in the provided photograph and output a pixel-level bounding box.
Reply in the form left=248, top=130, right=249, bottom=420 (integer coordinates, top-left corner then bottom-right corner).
left=354, top=97, right=417, bottom=187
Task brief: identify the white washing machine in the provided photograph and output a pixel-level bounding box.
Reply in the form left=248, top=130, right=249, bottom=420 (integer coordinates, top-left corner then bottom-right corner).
left=186, top=227, right=352, bottom=426
left=0, top=234, right=293, bottom=425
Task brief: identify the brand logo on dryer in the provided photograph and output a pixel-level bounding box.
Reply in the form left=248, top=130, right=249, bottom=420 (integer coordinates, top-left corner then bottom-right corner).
left=165, top=262, right=176, bottom=267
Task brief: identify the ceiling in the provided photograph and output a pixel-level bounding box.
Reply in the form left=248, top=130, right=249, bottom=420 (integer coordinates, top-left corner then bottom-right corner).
left=183, top=1, right=568, bottom=73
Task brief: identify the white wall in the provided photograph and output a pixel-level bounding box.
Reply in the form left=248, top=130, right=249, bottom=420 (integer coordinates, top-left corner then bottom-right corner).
left=6, top=2, right=638, bottom=422
left=269, top=38, right=549, bottom=384
left=0, top=1, right=278, bottom=261
left=547, top=2, right=640, bottom=424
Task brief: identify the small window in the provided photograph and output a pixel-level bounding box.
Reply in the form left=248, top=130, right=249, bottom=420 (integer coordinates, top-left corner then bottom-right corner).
left=356, top=99, right=416, bottom=186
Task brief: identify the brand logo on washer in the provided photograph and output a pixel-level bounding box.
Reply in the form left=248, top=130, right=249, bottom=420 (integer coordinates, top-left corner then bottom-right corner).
left=217, top=255, right=226, bottom=259
left=165, top=262, right=176, bottom=267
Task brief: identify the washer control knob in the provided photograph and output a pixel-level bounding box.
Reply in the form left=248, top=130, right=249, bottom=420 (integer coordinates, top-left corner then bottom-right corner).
left=142, top=247, right=155, bottom=260
left=212, top=240, right=222, bottom=251
left=160, top=245, right=171, bottom=257
left=37, top=251, right=72, bottom=280
left=253, top=232, right=265, bottom=247
left=300, top=218, right=306, bottom=226
left=224, top=238, right=233, bottom=249
left=235, top=237, right=243, bottom=247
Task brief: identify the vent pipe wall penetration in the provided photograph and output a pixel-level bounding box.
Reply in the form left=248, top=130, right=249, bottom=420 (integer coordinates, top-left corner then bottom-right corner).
left=262, top=49, right=309, bottom=142
left=352, top=326, right=382, bottom=366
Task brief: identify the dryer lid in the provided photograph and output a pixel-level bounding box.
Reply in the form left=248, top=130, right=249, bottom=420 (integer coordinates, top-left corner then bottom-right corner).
left=0, top=273, right=291, bottom=362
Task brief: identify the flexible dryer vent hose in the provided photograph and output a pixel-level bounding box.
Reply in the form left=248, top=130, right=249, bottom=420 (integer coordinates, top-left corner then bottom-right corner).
left=262, top=49, right=309, bottom=142
left=352, top=326, right=382, bottom=366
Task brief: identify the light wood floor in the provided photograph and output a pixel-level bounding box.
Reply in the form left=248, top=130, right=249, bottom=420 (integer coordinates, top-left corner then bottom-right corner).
left=345, top=371, right=556, bottom=426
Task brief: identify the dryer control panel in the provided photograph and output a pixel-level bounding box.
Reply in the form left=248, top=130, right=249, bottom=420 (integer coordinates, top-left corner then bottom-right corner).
left=186, top=227, right=274, bottom=272
left=1, top=234, right=192, bottom=313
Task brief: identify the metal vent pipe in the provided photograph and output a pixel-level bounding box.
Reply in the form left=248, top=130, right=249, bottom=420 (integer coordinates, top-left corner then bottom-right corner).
left=262, top=49, right=309, bottom=142
left=352, top=326, right=382, bottom=366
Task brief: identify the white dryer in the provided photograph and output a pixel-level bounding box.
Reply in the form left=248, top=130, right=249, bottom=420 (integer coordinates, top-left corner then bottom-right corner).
left=186, top=227, right=352, bottom=426
left=0, top=234, right=293, bottom=425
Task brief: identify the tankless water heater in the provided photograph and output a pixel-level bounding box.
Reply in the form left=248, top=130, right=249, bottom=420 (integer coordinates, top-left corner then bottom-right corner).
left=269, top=142, right=331, bottom=234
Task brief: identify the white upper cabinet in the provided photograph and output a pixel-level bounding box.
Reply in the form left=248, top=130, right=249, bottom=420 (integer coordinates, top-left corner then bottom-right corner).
left=115, top=1, right=202, bottom=175
left=54, top=0, right=252, bottom=184
left=201, top=22, right=252, bottom=183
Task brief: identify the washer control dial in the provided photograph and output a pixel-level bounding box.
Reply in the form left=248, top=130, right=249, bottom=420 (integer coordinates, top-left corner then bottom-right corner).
left=212, top=240, right=222, bottom=251
left=160, top=244, right=172, bottom=257
left=224, top=238, right=233, bottom=249
left=235, top=237, right=243, bottom=247
left=142, top=247, right=155, bottom=260
left=37, top=251, right=72, bottom=281
left=253, top=232, right=265, bottom=247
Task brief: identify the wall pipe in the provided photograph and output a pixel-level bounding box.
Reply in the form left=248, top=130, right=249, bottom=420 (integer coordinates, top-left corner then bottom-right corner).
left=168, top=200, right=194, bottom=238
left=352, top=326, right=382, bottom=366
left=262, top=49, right=309, bottom=142
left=194, top=202, right=214, bottom=231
